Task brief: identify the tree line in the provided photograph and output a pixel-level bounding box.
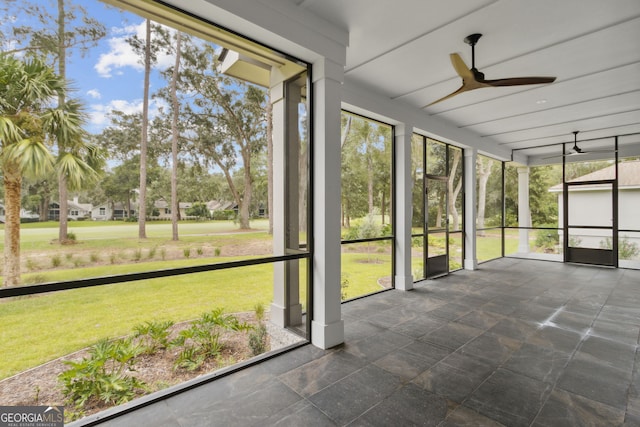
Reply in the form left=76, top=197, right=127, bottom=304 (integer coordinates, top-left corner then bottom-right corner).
left=1, top=0, right=268, bottom=286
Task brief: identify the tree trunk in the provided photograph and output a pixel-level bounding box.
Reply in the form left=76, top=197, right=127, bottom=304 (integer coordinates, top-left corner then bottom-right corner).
left=448, top=149, right=462, bottom=231
left=477, top=158, right=494, bottom=237
left=239, top=153, right=252, bottom=229
left=58, top=174, right=69, bottom=240
left=170, top=32, right=182, bottom=241
left=56, top=0, right=69, bottom=242
left=3, top=164, right=22, bottom=287
left=367, top=137, right=374, bottom=215
left=298, top=138, right=307, bottom=233
left=138, top=19, right=151, bottom=239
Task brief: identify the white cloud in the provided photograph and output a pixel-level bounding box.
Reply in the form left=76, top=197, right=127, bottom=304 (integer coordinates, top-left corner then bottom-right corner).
left=95, top=21, right=176, bottom=78
left=89, top=98, right=169, bottom=129
left=87, top=89, right=101, bottom=99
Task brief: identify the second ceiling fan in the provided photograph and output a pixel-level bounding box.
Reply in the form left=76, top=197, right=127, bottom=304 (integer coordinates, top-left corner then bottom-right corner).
left=424, top=33, right=556, bottom=107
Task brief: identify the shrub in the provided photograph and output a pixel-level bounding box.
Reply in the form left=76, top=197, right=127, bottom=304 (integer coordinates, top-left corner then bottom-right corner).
left=67, top=232, right=76, bottom=241
left=183, top=248, right=191, bottom=258
left=89, top=253, right=100, bottom=263
left=133, top=320, right=175, bottom=354
left=248, top=303, right=268, bottom=356
left=26, top=258, right=39, bottom=271
left=148, top=247, right=157, bottom=259
left=51, top=255, right=62, bottom=268
left=535, top=227, right=559, bottom=251
left=600, top=236, right=640, bottom=259
left=59, top=338, right=146, bottom=408
left=186, top=203, right=210, bottom=220
left=170, top=308, right=250, bottom=371
left=196, top=247, right=204, bottom=256
left=214, top=247, right=221, bottom=256
left=212, top=210, right=236, bottom=220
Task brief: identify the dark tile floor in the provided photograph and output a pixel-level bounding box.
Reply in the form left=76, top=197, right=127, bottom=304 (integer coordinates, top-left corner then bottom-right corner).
left=82, top=258, right=640, bottom=426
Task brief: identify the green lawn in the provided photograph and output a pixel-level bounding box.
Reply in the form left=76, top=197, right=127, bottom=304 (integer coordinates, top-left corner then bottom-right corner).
left=0, top=250, right=387, bottom=379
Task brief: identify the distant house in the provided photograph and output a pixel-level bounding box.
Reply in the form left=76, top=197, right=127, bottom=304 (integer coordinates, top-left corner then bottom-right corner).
left=48, top=197, right=93, bottom=221
left=91, top=202, right=136, bottom=220
left=550, top=160, right=640, bottom=250
left=153, top=198, right=193, bottom=220
left=205, top=200, right=238, bottom=217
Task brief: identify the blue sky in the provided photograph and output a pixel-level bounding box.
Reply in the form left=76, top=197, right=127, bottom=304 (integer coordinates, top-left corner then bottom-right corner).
left=3, top=0, right=175, bottom=134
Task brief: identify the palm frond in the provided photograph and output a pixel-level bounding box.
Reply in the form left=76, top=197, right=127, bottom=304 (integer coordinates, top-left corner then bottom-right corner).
left=0, top=116, right=23, bottom=146
left=56, top=152, right=99, bottom=190
left=2, top=138, right=54, bottom=179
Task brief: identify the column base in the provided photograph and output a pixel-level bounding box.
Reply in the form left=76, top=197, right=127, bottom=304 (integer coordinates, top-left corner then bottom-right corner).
left=394, top=274, right=414, bottom=291
left=311, top=318, right=344, bottom=349
left=464, top=258, right=478, bottom=270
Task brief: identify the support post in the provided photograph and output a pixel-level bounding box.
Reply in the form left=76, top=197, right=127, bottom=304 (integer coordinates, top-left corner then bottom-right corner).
left=395, top=124, right=414, bottom=290
left=517, top=167, right=531, bottom=254
left=311, top=58, right=344, bottom=349
left=464, top=149, right=478, bottom=270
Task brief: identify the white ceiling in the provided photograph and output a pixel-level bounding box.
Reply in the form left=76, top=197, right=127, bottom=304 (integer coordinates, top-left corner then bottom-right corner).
left=289, top=0, right=640, bottom=164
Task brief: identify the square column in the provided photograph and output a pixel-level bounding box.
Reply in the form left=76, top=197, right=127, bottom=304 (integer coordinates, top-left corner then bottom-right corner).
left=464, top=149, right=478, bottom=270
left=394, top=124, right=414, bottom=290
left=271, top=78, right=303, bottom=328
left=311, top=58, right=344, bottom=349
left=517, top=167, right=531, bottom=253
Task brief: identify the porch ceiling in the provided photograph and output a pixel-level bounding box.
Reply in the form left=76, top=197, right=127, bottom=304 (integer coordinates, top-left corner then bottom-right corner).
left=289, top=0, right=640, bottom=164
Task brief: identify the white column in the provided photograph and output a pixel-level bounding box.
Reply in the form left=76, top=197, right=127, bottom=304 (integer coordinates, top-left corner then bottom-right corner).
left=311, top=58, right=344, bottom=349
left=271, top=78, right=302, bottom=328
left=464, top=149, right=478, bottom=270
left=395, top=124, right=414, bottom=290
left=517, top=167, right=531, bottom=254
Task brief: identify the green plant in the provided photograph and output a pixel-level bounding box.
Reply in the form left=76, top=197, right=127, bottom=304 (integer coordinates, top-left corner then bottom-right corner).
left=170, top=308, right=250, bottom=371
left=109, top=253, right=117, bottom=264
left=132, top=249, right=142, bottom=262
left=535, top=227, right=559, bottom=252
left=214, top=247, right=221, bottom=256
left=196, top=247, right=204, bottom=256
left=160, top=248, right=167, bottom=260
left=248, top=303, right=268, bottom=356
left=183, top=248, right=191, bottom=258
left=248, top=324, right=267, bottom=356
left=148, top=247, right=157, bottom=259
left=90, top=253, right=100, bottom=263
left=65, top=253, right=74, bottom=261
left=174, top=346, right=206, bottom=371
left=59, top=338, right=146, bottom=409
left=67, top=232, right=77, bottom=241
left=26, top=258, right=39, bottom=271
left=133, top=320, right=175, bottom=354
left=51, top=255, right=62, bottom=268
left=341, top=277, right=349, bottom=301
left=600, top=235, right=640, bottom=259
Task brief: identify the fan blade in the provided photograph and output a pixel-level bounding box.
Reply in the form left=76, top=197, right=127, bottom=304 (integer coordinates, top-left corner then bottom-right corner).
left=423, top=84, right=469, bottom=108
left=450, top=53, right=473, bottom=80
left=482, top=76, right=556, bottom=87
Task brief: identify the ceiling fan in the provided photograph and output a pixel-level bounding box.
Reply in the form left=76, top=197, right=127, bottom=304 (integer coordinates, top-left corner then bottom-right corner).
left=543, top=131, right=616, bottom=159
left=424, top=33, right=556, bottom=107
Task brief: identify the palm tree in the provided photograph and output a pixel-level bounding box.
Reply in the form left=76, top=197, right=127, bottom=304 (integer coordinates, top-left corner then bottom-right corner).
left=0, top=54, right=98, bottom=287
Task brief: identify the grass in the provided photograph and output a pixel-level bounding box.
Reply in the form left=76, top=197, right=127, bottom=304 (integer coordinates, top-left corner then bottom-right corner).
left=0, top=249, right=386, bottom=380
left=0, top=257, right=274, bottom=379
